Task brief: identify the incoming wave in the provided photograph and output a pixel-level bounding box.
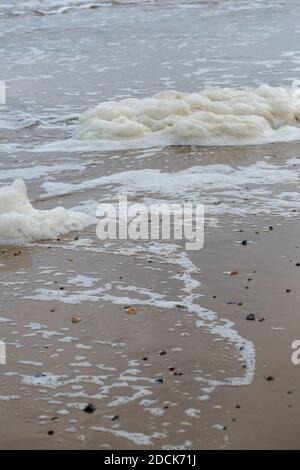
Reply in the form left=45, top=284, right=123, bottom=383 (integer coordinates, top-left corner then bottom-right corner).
left=0, top=0, right=272, bottom=17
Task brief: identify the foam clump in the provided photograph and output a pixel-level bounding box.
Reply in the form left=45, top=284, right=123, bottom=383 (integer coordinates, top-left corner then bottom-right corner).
left=74, top=83, right=300, bottom=146
left=0, top=180, right=93, bottom=244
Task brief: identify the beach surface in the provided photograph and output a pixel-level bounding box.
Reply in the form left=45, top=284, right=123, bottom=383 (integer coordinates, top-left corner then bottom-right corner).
left=1, top=0, right=300, bottom=449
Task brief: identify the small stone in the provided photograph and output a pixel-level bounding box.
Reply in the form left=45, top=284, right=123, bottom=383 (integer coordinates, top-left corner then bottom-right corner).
left=127, top=306, right=137, bottom=315
left=72, top=316, right=81, bottom=324
left=155, top=378, right=164, bottom=384
left=245, top=313, right=256, bottom=321
left=84, top=403, right=96, bottom=414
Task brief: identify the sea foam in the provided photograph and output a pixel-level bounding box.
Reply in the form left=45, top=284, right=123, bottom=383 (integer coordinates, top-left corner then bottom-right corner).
left=74, top=83, right=300, bottom=148
left=0, top=180, right=93, bottom=244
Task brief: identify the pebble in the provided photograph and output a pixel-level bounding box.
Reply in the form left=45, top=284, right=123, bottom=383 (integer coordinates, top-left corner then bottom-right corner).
left=83, top=403, right=96, bottom=414
left=246, top=313, right=256, bottom=321
left=72, top=316, right=82, bottom=324
left=265, top=376, right=274, bottom=382
left=155, top=378, right=164, bottom=384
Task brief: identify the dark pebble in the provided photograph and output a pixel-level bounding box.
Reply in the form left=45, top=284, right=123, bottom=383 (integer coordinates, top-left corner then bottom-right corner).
left=155, top=378, right=164, bottom=384
left=246, top=313, right=256, bottom=321
left=84, top=403, right=96, bottom=414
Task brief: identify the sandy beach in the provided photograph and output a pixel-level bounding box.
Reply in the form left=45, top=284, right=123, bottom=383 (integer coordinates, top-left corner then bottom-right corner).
left=1, top=0, right=300, bottom=451
left=1, top=142, right=300, bottom=449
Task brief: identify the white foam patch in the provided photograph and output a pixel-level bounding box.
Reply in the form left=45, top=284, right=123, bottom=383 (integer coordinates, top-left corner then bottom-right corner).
left=0, top=163, right=86, bottom=182
left=0, top=180, right=94, bottom=244
left=91, top=426, right=166, bottom=446
left=44, top=159, right=299, bottom=197
left=42, top=158, right=300, bottom=218
left=73, top=83, right=300, bottom=149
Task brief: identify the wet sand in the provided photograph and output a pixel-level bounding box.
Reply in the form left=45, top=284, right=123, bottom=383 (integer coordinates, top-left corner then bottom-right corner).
left=1, top=142, right=300, bottom=450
